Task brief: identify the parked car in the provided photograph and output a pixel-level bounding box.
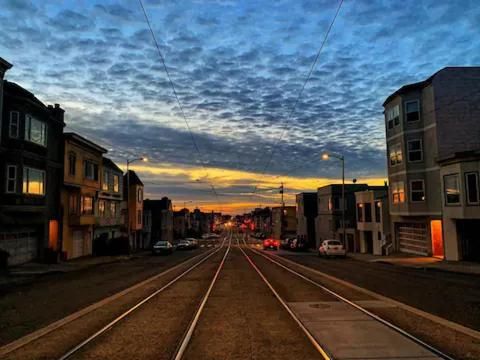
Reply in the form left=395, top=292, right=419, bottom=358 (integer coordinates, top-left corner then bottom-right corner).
left=263, top=238, right=279, bottom=250
left=318, top=240, right=346, bottom=258
left=185, top=238, right=199, bottom=249
left=152, top=241, right=174, bottom=255
left=177, top=239, right=192, bottom=250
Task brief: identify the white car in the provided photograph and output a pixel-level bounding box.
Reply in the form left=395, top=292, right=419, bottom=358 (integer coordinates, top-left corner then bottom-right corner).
left=318, top=240, right=346, bottom=258
left=152, top=241, right=174, bottom=255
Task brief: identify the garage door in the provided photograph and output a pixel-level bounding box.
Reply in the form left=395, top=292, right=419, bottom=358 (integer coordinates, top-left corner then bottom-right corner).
left=398, top=223, right=428, bottom=256
left=0, top=230, right=38, bottom=266
left=72, top=230, right=84, bottom=259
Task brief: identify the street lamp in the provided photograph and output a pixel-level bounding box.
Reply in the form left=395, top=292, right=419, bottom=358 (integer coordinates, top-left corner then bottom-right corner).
left=126, top=157, right=148, bottom=251
left=322, top=152, right=346, bottom=249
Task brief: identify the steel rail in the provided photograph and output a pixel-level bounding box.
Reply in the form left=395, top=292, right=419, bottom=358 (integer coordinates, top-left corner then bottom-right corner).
left=57, top=236, right=229, bottom=360
left=172, top=233, right=232, bottom=360
left=237, top=234, right=333, bottom=360
left=243, top=236, right=455, bottom=360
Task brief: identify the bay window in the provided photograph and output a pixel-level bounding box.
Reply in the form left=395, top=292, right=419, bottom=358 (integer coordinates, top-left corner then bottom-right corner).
left=444, top=174, right=460, bottom=205
left=22, top=167, right=45, bottom=195
left=25, top=115, right=47, bottom=146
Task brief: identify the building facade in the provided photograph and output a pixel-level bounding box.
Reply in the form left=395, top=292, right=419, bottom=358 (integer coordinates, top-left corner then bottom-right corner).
left=384, top=67, right=480, bottom=259
left=1, top=60, right=66, bottom=265
left=143, top=197, right=173, bottom=246
left=271, top=206, right=296, bottom=240
left=355, top=188, right=390, bottom=255
left=61, top=133, right=106, bottom=259
left=93, top=157, right=125, bottom=254
left=296, top=193, right=317, bottom=248
left=173, top=208, right=190, bottom=239
left=124, top=170, right=144, bottom=250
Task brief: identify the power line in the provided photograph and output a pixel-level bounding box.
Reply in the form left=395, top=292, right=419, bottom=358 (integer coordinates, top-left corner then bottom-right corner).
left=138, top=0, right=224, bottom=212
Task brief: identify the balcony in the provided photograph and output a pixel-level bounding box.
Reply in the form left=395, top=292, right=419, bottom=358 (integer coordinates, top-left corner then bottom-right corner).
left=68, top=213, right=96, bottom=226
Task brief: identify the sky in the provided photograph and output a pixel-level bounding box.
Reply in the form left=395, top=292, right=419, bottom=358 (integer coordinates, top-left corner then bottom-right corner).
left=1, top=0, right=479, bottom=214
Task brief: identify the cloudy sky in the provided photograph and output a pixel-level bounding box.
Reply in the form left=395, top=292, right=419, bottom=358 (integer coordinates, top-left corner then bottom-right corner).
left=2, top=0, right=479, bottom=213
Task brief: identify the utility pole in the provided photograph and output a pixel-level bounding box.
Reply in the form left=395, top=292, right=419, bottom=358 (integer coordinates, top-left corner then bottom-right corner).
left=280, top=182, right=284, bottom=240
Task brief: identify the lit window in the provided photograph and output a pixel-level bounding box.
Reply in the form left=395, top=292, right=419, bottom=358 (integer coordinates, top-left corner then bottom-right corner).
left=110, top=202, right=117, bottom=217
left=386, top=105, right=400, bottom=129
left=102, top=170, right=109, bottom=191
left=405, top=100, right=420, bottom=122
left=407, top=139, right=423, bottom=162
left=410, top=180, right=425, bottom=202
left=444, top=174, right=460, bottom=205
left=137, top=188, right=143, bottom=202
left=9, top=111, right=19, bottom=138
left=389, top=144, right=403, bottom=166
left=25, top=115, right=47, bottom=146
left=22, top=167, right=45, bottom=195
left=113, top=175, right=119, bottom=192
left=84, top=161, right=99, bottom=181
left=6, top=165, right=17, bottom=193
left=392, top=181, right=405, bottom=204
left=465, top=172, right=479, bottom=205
left=357, top=203, right=363, bottom=222
left=98, top=200, right=106, bottom=217
left=81, top=196, right=94, bottom=215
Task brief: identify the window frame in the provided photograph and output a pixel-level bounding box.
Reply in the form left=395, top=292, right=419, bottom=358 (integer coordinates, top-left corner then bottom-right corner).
left=24, top=114, right=47, bottom=147
left=84, top=160, right=99, bottom=181
left=22, top=167, right=46, bottom=196
left=465, top=172, right=479, bottom=205
left=357, top=203, right=363, bottom=222
left=389, top=143, right=403, bottom=167
left=98, top=199, right=106, bottom=217
left=6, top=165, right=17, bottom=193
left=392, top=181, right=405, bottom=204
left=9, top=111, right=20, bottom=138
left=137, top=188, right=143, bottom=203
left=407, top=139, right=423, bottom=163
left=410, top=179, right=425, bottom=202
left=102, top=169, right=109, bottom=191
left=405, top=100, right=420, bottom=123
left=364, top=202, right=372, bottom=222
left=68, top=152, right=76, bottom=176
left=80, top=195, right=94, bottom=215
left=444, top=174, right=461, bottom=206
left=110, top=201, right=117, bottom=217
left=374, top=201, right=381, bottom=223
left=113, top=174, right=119, bottom=193
left=386, top=105, right=400, bottom=130
left=137, top=209, right=142, bottom=225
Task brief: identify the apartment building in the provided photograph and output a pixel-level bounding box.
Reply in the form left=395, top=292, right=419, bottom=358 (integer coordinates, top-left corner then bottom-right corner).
left=296, top=193, right=317, bottom=248
left=143, top=197, right=174, bottom=246
left=383, top=67, right=480, bottom=260
left=124, top=170, right=144, bottom=250
left=93, top=157, right=124, bottom=254
left=271, top=206, right=296, bottom=240
left=355, top=188, right=390, bottom=255
left=61, top=133, right=107, bottom=259
left=0, top=59, right=65, bottom=265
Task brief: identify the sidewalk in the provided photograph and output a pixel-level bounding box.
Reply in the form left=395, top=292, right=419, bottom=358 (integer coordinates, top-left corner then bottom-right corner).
left=0, top=251, right=150, bottom=288
left=348, top=252, right=480, bottom=276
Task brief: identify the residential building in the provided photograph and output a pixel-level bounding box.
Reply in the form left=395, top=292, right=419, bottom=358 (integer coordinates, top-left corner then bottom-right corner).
left=143, top=197, right=173, bottom=246
left=61, top=133, right=107, bottom=259
left=296, top=193, right=318, bottom=249
left=173, top=208, right=190, bottom=239
left=93, top=157, right=125, bottom=254
left=271, top=206, right=296, bottom=240
left=315, top=184, right=373, bottom=251
left=355, top=188, right=390, bottom=255
left=251, top=207, right=272, bottom=236
left=1, top=61, right=65, bottom=265
left=124, top=170, right=144, bottom=250
left=383, top=67, right=480, bottom=259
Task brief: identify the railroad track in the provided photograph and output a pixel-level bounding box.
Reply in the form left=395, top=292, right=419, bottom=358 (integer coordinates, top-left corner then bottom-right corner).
left=240, top=234, right=455, bottom=360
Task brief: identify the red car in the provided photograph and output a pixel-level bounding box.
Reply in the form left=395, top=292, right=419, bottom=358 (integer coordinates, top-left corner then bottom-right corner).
left=263, top=238, right=279, bottom=250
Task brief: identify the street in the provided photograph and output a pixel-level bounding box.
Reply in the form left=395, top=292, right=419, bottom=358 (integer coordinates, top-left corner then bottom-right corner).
left=1, top=232, right=478, bottom=360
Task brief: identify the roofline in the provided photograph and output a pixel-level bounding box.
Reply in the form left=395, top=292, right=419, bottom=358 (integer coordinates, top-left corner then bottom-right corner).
left=64, top=132, right=108, bottom=154
left=0, top=57, right=12, bottom=71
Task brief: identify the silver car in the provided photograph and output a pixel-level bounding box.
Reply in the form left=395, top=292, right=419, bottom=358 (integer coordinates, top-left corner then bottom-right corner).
left=318, top=240, right=347, bottom=258
left=152, top=241, right=174, bottom=255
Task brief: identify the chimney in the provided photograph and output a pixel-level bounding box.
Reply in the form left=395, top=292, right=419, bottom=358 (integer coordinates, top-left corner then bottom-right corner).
left=48, top=103, right=65, bottom=126
left=0, top=57, right=13, bottom=146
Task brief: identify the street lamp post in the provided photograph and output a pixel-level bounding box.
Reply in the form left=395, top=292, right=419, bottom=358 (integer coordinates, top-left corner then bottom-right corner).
left=322, top=152, right=346, bottom=248
left=126, top=157, right=148, bottom=251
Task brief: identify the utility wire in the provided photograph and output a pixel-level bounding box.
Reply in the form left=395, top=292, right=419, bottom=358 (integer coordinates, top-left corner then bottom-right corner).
left=138, top=0, right=224, bottom=212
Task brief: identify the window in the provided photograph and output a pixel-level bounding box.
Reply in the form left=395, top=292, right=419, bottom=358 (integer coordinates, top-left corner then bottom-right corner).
left=389, top=144, right=403, bottom=166
left=9, top=111, right=19, bottom=138
left=392, top=181, right=405, bottom=204
left=68, top=152, right=76, bottom=176
left=410, top=180, right=425, bottom=202
left=444, top=174, right=460, bottom=205
left=24, top=115, right=47, bottom=146
left=465, top=172, right=479, bottom=205
left=407, top=139, right=423, bottom=162
left=81, top=196, right=94, bottom=215
left=113, top=175, right=119, bottom=192
left=6, top=165, right=17, bottom=193
left=137, top=188, right=143, bottom=202
left=22, top=167, right=45, bottom=195
left=364, top=203, right=372, bottom=222
left=375, top=201, right=381, bottom=223
left=102, top=170, right=109, bottom=191
left=84, top=161, right=99, bottom=181
left=386, top=105, right=400, bottom=129
left=98, top=200, right=106, bottom=217
left=69, top=194, right=79, bottom=215
left=137, top=210, right=142, bottom=225
left=357, top=204, right=363, bottom=222
left=405, top=100, right=420, bottom=122
left=110, top=202, right=117, bottom=217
